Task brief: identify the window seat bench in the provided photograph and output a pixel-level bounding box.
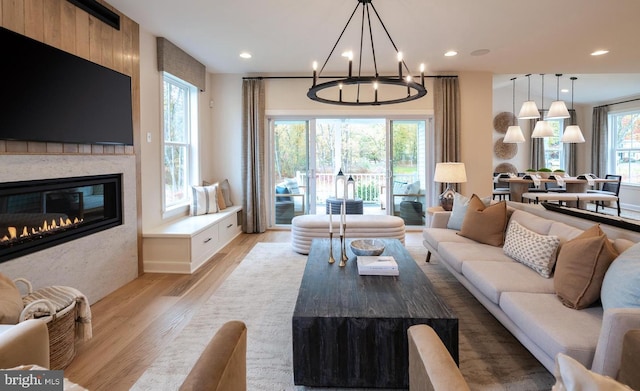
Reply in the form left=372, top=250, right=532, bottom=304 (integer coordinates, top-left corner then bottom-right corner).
left=142, top=205, right=243, bottom=274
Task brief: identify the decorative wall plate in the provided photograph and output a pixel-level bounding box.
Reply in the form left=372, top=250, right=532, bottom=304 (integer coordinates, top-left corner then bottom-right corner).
left=493, top=112, right=516, bottom=134
left=494, top=162, right=518, bottom=174
left=494, top=137, right=517, bottom=159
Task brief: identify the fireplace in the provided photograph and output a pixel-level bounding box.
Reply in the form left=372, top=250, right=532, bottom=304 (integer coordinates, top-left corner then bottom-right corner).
left=0, top=174, right=122, bottom=263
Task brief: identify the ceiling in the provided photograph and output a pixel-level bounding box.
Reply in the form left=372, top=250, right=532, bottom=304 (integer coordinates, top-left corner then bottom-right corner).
left=106, top=0, right=640, bottom=105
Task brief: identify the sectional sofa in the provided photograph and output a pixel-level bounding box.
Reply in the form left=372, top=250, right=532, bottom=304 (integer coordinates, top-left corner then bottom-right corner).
left=422, top=200, right=640, bottom=378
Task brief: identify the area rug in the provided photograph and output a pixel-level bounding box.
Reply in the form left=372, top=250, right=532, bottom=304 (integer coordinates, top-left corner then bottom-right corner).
left=132, top=243, right=555, bottom=390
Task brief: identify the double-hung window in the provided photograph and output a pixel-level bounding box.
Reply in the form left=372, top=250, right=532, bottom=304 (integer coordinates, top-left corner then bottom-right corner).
left=542, top=118, right=564, bottom=171
left=609, top=109, right=640, bottom=184
left=162, top=73, right=199, bottom=211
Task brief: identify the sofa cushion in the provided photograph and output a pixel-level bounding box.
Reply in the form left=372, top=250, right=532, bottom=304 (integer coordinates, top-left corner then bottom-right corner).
left=500, top=292, right=602, bottom=369
left=601, top=242, right=640, bottom=312
left=553, top=353, right=633, bottom=391
left=554, top=225, right=619, bottom=310
left=422, top=228, right=477, bottom=252
left=447, top=192, right=491, bottom=231
left=503, top=220, right=560, bottom=278
left=437, top=242, right=513, bottom=274
left=461, top=261, right=555, bottom=305
left=548, top=221, right=584, bottom=244
left=509, top=209, right=554, bottom=235
left=0, top=273, right=22, bottom=325
left=458, top=195, right=507, bottom=247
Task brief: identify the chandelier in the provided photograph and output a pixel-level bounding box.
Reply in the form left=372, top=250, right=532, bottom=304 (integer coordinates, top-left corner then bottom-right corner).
left=307, top=0, right=427, bottom=106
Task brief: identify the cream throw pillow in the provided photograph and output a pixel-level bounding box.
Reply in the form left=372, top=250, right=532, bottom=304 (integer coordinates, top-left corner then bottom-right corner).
left=552, top=353, right=632, bottom=391
left=458, top=194, right=507, bottom=247
left=191, top=184, right=219, bottom=216
left=554, top=224, right=618, bottom=309
left=0, top=273, right=23, bottom=324
left=503, top=220, right=560, bottom=278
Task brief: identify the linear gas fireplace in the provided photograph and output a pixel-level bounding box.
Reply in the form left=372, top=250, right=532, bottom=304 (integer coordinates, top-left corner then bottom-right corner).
left=0, top=174, right=122, bottom=263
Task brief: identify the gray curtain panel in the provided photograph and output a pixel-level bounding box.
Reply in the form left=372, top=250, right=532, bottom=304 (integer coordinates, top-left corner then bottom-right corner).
left=434, top=77, right=461, bottom=192
left=529, top=119, right=545, bottom=170
left=242, top=79, right=267, bottom=233
left=591, top=106, right=609, bottom=177
left=563, top=109, right=578, bottom=175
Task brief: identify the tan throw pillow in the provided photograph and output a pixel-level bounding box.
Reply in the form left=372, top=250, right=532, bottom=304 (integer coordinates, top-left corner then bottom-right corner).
left=458, top=194, right=507, bottom=247
left=554, top=224, right=619, bottom=309
left=0, top=273, right=23, bottom=324
left=503, top=220, right=560, bottom=278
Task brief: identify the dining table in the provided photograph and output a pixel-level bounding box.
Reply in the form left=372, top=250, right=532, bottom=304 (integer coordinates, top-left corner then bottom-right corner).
left=501, top=177, right=618, bottom=204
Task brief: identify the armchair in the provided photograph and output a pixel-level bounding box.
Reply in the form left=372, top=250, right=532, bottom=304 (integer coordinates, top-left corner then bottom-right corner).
left=0, top=319, right=49, bottom=369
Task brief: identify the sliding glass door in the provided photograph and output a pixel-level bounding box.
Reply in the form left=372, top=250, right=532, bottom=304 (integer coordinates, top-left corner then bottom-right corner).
left=270, top=117, right=429, bottom=226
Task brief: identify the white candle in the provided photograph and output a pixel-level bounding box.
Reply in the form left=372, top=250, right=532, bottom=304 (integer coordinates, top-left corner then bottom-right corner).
left=340, top=203, right=344, bottom=236
left=329, top=206, right=333, bottom=233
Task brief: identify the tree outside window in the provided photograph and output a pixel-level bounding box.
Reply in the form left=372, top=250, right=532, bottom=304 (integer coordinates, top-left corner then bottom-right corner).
left=610, top=110, right=640, bottom=184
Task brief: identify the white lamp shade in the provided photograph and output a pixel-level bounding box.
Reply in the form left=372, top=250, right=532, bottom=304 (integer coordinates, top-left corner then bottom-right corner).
left=434, top=162, right=467, bottom=183
left=518, top=101, right=540, bottom=119
left=561, top=125, right=585, bottom=143
left=503, top=125, right=525, bottom=143
left=531, top=120, right=554, bottom=138
left=546, top=100, right=571, bottom=119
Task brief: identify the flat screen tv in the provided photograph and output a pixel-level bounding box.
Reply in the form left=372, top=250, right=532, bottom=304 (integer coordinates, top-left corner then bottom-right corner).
left=0, top=26, right=133, bottom=145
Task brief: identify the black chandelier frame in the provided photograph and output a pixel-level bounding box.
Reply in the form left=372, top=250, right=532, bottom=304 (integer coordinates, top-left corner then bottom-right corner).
left=307, top=0, right=427, bottom=106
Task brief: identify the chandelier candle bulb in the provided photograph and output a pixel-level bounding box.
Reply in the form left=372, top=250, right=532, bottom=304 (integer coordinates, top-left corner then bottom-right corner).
left=397, top=52, right=403, bottom=79
left=374, top=81, right=378, bottom=102
left=420, top=63, right=425, bottom=86
left=312, top=61, right=318, bottom=87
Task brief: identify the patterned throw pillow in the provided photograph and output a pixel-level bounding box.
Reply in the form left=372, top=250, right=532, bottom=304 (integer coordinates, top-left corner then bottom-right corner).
left=503, top=220, right=560, bottom=278
left=191, top=184, right=219, bottom=216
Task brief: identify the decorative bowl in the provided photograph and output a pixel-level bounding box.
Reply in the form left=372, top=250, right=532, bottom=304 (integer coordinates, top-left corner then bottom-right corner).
left=350, top=239, right=385, bottom=256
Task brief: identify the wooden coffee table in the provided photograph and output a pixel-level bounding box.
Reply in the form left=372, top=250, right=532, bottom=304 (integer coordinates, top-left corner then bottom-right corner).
left=292, top=238, right=458, bottom=388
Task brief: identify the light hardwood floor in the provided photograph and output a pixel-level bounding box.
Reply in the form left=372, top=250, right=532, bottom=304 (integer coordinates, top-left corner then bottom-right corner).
left=64, top=230, right=423, bottom=390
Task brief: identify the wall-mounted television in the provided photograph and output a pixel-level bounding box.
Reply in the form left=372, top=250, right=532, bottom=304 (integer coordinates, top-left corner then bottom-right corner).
left=0, top=26, right=133, bottom=145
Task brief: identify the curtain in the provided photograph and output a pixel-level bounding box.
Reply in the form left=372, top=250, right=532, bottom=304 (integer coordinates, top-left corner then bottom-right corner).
left=242, top=79, right=267, bottom=233
left=434, top=77, right=461, bottom=192
left=563, top=109, right=578, bottom=175
left=156, top=37, right=206, bottom=91
left=529, top=119, right=545, bottom=170
left=591, top=106, right=609, bottom=176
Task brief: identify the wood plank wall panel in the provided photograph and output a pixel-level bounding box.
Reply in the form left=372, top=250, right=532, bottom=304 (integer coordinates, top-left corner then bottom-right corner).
left=0, top=0, right=139, bottom=156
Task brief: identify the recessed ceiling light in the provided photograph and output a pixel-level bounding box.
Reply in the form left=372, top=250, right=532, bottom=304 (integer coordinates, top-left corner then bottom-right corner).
left=240, top=52, right=252, bottom=59
left=444, top=50, right=458, bottom=57
left=591, top=50, right=609, bottom=56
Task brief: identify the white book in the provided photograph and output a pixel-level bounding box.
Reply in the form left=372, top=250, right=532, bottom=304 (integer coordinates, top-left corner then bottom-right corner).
left=357, top=256, right=399, bottom=276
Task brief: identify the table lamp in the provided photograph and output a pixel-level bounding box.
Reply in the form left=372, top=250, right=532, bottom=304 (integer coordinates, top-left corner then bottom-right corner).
left=434, top=162, right=467, bottom=211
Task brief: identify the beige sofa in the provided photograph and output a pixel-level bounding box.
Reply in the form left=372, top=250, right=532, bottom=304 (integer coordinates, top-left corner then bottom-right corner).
left=0, top=319, right=49, bottom=369
left=422, top=201, right=640, bottom=378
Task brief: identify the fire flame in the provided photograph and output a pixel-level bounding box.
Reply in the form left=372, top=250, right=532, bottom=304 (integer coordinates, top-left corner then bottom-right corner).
left=1, top=217, right=82, bottom=243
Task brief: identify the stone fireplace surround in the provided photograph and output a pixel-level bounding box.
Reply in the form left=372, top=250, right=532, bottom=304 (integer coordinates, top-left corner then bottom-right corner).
left=0, top=155, right=137, bottom=304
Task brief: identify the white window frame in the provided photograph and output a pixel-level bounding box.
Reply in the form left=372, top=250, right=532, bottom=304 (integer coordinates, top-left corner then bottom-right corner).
left=608, top=108, right=640, bottom=185
left=542, top=118, right=565, bottom=171
left=161, top=72, right=199, bottom=216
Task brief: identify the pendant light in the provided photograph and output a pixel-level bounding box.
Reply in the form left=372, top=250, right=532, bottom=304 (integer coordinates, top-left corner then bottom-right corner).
left=546, top=74, right=571, bottom=119
left=531, top=74, right=554, bottom=138
left=561, top=77, right=585, bottom=143
left=517, top=74, right=540, bottom=119
left=504, top=77, right=525, bottom=143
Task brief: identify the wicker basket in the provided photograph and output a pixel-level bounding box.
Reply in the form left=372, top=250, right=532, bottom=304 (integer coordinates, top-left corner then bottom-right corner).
left=46, top=301, right=77, bottom=370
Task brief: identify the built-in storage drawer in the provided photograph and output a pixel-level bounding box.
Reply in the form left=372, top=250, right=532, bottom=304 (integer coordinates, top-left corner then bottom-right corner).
left=191, top=224, right=220, bottom=267
left=219, top=213, right=240, bottom=244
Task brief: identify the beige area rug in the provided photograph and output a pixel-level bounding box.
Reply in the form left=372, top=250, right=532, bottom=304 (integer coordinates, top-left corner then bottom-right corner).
left=132, top=242, right=554, bottom=391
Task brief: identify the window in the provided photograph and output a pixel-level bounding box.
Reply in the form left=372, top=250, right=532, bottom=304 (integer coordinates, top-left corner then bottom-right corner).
left=609, top=110, right=640, bottom=184
left=542, top=119, right=564, bottom=171
left=162, top=73, right=198, bottom=210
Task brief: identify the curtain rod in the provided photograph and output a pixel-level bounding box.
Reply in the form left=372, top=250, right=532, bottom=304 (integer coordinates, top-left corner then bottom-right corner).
left=242, top=75, right=458, bottom=80
left=594, top=97, right=640, bottom=109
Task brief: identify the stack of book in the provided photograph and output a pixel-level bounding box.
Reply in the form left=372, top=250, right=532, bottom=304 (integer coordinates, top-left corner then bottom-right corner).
left=356, top=256, right=399, bottom=276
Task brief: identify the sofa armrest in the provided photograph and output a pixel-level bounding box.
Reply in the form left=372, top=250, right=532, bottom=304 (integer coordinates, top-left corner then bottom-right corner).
left=618, top=329, right=640, bottom=389
left=408, top=325, right=470, bottom=391
left=180, top=320, right=247, bottom=391
left=591, top=308, right=640, bottom=378
left=0, top=319, right=49, bottom=369
left=430, top=211, right=451, bottom=228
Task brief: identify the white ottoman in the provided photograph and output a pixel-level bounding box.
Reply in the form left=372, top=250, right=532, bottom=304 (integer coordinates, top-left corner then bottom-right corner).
left=291, top=214, right=405, bottom=254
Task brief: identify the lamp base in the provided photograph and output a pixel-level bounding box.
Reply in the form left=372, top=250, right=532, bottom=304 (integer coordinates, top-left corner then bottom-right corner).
left=438, top=184, right=456, bottom=211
